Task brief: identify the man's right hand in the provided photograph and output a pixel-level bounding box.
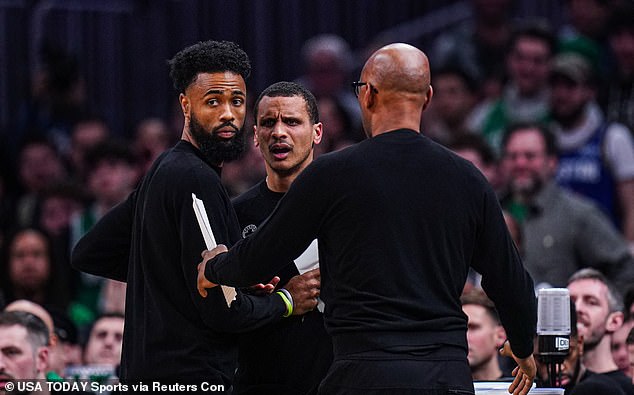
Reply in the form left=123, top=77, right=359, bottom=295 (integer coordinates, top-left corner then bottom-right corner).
left=500, top=340, right=536, bottom=395
left=283, top=268, right=321, bottom=315
left=197, top=245, right=227, bottom=297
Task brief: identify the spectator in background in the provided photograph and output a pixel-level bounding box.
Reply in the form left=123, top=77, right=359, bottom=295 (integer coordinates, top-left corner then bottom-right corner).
left=68, top=114, right=110, bottom=182
left=448, top=133, right=500, bottom=191
left=15, top=137, right=68, bottom=229
left=221, top=140, right=266, bottom=198
left=461, top=290, right=507, bottom=381
left=0, top=311, right=50, bottom=392
left=133, top=117, right=172, bottom=176
left=431, top=0, right=516, bottom=101
left=39, top=182, right=86, bottom=241
left=1, top=228, right=70, bottom=310
left=568, top=268, right=634, bottom=394
left=315, top=96, right=362, bottom=156
left=558, top=0, right=614, bottom=81
left=475, top=21, right=556, bottom=152
left=296, top=34, right=361, bottom=131
left=534, top=301, right=626, bottom=393
left=550, top=52, right=634, bottom=243
left=422, top=66, right=480, bottom=146
left=604, top=3, right=634, bottom=132
left=3, top=299, right=63, bottom=382
left=14, top=41, right=86, bottom=163
left=500, top=123, right=634, bottom=292
left=613, top=317, right=634, bottom=378
left=82, top=313, right=124, bottom=368
left=48, top=307, right=82, bottom=375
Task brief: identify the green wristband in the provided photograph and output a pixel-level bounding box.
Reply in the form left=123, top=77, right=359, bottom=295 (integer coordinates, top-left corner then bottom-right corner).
left=276, top=289, right=293, bottom=317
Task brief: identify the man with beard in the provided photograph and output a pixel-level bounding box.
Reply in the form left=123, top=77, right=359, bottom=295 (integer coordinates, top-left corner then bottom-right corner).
left=534, top=301, right=625, bottom=394
left=567, top=269, right=634, bottom=394
left=231, top=81, right=330, bottom=395
left=500, top=123, right=634, bottom=291
left=549, top=53, right=634, bottom=244
left=71, top=41, right=318, bottom=387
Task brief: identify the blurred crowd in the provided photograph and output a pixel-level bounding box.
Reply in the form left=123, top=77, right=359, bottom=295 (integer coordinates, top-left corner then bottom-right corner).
left=0, top=0, right=633, bottom=389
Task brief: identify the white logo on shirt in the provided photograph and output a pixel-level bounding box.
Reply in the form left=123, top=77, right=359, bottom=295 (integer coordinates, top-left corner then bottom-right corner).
left=242, top=224, right=257, bottom=239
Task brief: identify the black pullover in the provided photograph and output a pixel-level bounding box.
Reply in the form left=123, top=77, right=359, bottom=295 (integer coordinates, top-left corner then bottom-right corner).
left=206, top=129, right=537, bottom=363
left=72, top=141, right=286, bottom=385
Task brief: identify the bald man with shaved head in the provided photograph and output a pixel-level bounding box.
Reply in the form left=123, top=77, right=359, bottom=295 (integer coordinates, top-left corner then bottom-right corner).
left=198, top=43, right=537, bottom=394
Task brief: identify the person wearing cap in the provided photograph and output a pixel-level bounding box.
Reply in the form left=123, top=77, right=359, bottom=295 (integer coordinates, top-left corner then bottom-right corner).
left=549, top=52, right=634, bottom=246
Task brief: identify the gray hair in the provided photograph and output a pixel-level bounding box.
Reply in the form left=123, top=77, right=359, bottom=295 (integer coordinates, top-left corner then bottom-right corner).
left=0, top=310, right=50, bottom=349
left=568, top=268, right=623, bottom=313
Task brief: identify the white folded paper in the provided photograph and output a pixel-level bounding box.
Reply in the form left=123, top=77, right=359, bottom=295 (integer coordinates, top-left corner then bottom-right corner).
left=192, top=193, right=237, bottom=307
left=294, top=240, right=324, bottom=312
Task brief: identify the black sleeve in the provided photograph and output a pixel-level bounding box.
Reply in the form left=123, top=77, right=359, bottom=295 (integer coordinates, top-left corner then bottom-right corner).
left=472, top=186, right=537, bottom=359
left=71, top=193, right=134, bottom=282
left=179, top=169, right=287, bottom=333
left=206, top=162, right=327, bottom=287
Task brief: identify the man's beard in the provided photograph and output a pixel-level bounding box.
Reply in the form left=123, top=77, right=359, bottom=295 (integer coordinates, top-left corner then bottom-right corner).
left=510, top=173, right=544, bottom=200
left=190, top=112, right=245, bottom=165
left=552, top=104, right=586, bottom=129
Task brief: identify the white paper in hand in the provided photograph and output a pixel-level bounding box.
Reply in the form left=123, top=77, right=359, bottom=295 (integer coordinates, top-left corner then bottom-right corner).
left=192, top=193, right=237, bottom=307
left=294, top=239, right=324, bottom=312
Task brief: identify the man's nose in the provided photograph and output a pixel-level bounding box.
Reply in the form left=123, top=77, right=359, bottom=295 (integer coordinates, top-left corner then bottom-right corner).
left=219, top=103, right=235, bottom=122
left=272, top=118, right=289, bottom=136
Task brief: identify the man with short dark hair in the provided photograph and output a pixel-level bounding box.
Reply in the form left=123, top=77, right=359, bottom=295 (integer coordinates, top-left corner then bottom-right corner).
left=232, top=81, right=330, bottom=394
left=461, top=290, right=506, bottom=381
left=82, top=313, right=124, bottom=367
left=0, top=311, right=49, bottom=394
left=476, top=21, right=557, bottom=152
left=72, top=41, right=318, bottom=385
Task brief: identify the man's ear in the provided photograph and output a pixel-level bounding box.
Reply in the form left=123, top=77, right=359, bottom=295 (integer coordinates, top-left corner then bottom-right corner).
left=313, top=122, right=323, bottom=145
left=36, top=346, right=49, bottom=376
left=180, top=93, right=190, bottom=120
left=606, top=311, right=624, bottom=334
left=363, top=85, right=376, bottom=110
left=422, top=85, right=433, bottom=112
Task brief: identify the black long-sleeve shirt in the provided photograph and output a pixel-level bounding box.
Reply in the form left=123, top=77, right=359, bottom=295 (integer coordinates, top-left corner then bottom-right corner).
left=232, top=180, right=332, bottom=395
left=206, top=129, right=537, bottom=360
left=72, top=141, right=285, bottom=384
